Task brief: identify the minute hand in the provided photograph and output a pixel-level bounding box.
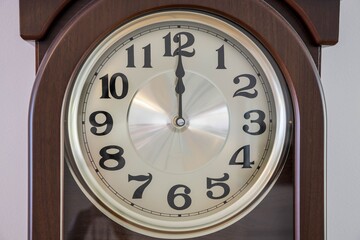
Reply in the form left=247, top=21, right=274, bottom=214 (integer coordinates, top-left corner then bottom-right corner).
left=175, top=50, right=185, bottom=120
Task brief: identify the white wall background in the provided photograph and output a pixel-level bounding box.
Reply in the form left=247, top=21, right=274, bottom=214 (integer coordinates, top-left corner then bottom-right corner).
left=0, top=0, right=359, bottom=239
left=0, top=1, right=34, bottom=240
left=322, top=0, right=360, bottom=238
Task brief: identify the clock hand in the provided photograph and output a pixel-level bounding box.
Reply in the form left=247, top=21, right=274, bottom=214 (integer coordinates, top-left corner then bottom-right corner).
left=175, top=40, right=186, bottom=127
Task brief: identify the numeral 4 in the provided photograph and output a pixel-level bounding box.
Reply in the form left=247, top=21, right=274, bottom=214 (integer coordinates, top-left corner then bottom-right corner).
left=229, top=145, right=254, bottom=168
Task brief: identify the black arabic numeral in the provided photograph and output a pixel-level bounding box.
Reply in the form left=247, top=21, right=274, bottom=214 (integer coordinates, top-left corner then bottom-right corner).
left=216, top=45, right=226, bottom=69
left=99, top=74, right=110, bottom=98
left=243, top=110, right=266, bottom=135
left=99, top=145, right=125, bottom=171
left=126, top=45, right=135, bottom=68
left=128, top=173, right=153, bottom=199
left=233, top=74, right=258, bottom=98
left=206, top=173, right=230, bottom=199
left=167, top=184, right=192, bottom=210
left=99, top=73, right=129, bottom=99
left=142, top=44, right=152, bottom=68
left=163, top=31, right=195, bottom=57
left=89, top=111, right=113, bottom=136
left=229, top=145, right=254, bottom=168
left=173, top=32, right=195, bottom=57
left=163, top=32, right=172, bottom=57
left=126, top=44, right=152, bottom=68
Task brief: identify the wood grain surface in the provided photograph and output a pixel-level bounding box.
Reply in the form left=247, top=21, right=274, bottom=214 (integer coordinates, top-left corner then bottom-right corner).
left=20, top=0, right=340, bottom=45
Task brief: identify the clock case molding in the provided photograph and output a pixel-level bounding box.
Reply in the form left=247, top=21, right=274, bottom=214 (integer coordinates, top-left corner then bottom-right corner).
left=21, top=0, right=340, bottom=240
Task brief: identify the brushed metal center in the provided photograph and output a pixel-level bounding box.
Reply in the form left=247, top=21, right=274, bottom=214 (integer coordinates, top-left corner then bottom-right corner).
left=128, top=71, right=229, bottom=173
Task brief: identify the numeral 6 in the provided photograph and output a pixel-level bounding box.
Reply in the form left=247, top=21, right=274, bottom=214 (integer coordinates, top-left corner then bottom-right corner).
left=167, top=184, right=192, bottom=210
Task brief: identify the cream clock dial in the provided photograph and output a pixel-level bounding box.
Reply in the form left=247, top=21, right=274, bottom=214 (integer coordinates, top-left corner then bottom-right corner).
left=65, top=10, right=292, bottom=239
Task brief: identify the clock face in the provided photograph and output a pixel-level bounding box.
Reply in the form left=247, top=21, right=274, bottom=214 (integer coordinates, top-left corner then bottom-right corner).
left=65, top=11, right=292, bottom=239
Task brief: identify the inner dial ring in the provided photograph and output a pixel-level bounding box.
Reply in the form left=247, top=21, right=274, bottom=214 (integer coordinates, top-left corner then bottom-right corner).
left=128, top=71, right=230, bottom=173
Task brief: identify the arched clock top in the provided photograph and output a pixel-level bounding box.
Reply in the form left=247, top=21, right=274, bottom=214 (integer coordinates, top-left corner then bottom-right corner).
left=20, top=0, right=340, bottom=46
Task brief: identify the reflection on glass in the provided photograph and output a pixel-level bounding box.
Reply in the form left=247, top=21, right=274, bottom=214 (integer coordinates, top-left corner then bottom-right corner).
left=67, top=206, right=128, bottom=240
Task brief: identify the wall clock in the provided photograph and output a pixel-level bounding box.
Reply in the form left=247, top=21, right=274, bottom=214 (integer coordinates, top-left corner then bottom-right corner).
left=21, top=0, right=340, bottom=239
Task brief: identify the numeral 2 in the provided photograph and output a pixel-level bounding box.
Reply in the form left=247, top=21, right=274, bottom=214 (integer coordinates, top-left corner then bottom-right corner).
left=233, top=74, right=258, bottom=98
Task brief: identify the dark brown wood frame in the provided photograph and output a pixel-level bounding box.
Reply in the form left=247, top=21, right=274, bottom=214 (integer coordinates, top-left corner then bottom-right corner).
left=21, top=0, right=340, bottom=239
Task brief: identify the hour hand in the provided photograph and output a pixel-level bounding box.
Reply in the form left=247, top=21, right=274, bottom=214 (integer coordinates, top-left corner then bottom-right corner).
left=175, top=54, right=185, bottom=95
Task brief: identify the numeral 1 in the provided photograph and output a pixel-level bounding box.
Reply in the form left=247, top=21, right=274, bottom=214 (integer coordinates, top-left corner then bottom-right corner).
left=163, top=32, right=172, bottom=57
left=142, top=44, right=152, bottom=68
left=216, top=45, right=226, bottom=69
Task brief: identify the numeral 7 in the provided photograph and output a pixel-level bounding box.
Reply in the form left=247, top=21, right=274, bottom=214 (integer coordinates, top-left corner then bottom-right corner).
left=128, top=173, right=153, bottom=199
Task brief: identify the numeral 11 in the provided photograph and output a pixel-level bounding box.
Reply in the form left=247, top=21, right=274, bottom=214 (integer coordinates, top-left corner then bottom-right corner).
left=126, top=44, right=152, bottom=68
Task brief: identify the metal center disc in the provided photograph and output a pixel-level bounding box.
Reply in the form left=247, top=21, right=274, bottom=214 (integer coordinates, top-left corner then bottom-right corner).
left=128, top=71, right=230, bottom=173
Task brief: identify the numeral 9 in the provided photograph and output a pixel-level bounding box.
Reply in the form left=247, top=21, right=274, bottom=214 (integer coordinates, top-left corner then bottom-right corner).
left=89, top=111, right=113, bottom=136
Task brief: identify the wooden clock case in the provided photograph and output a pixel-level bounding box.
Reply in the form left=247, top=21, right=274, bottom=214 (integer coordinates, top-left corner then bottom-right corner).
left=21, top=0, right=340, bottom=239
